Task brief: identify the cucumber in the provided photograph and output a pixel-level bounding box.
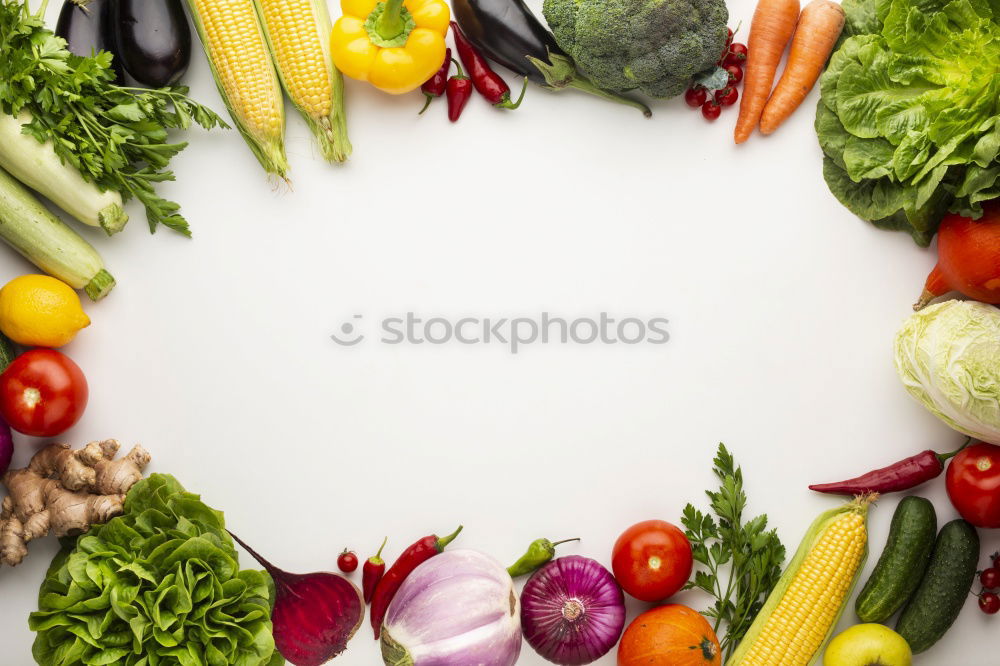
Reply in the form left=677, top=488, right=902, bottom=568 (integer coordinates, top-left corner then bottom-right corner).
left=896, top=519, right=979, bottom=654
left=0, top=166, right=115, bottom=301
left=856, top=496, right=937, bottom=623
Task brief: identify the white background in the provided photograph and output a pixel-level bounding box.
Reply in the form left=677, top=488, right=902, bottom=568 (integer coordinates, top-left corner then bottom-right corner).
left=1, top=0, right=998, bottom=663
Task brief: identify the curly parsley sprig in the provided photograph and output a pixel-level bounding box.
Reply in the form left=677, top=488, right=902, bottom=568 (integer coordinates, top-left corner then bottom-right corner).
left=681, top=444, right=786, bottom=658
left=0, top=0, right=228, bottom=235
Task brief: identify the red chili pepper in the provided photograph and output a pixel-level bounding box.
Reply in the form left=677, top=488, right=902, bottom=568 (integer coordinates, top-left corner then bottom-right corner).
left=450, top=21, right=526, bottom=110
left=419, top=48, right=451, bottom=115
left=809, top=440, right=969, bottom=495
left=369, top=525, right=462, bottom=638
left=362, top=537, right=388, bottom=605
left=446, top=61, right=472, bottom=123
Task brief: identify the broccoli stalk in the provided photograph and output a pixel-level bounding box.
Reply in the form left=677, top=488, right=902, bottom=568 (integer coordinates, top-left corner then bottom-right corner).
left=526, top=52, right=652, bottom=117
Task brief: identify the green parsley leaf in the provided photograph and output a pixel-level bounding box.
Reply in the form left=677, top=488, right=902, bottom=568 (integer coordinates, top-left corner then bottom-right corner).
left=681, top=444, right=786, bottom=659
left=0, top=0, right=229, bottom=235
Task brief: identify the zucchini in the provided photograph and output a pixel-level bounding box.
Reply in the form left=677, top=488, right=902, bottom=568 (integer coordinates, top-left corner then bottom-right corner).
left=896, top=519, right=979, bottom=654
left=856, top=496, right=937, bottom=623
left=0, top=166, right=115, bottom=301
left=0, top=331, right=14, bottom=373
left=0, top=110, right=128, bottom=235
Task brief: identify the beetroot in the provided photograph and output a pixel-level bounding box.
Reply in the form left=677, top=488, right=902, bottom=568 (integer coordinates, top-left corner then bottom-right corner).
left=230, top=532, right=364, bottom=665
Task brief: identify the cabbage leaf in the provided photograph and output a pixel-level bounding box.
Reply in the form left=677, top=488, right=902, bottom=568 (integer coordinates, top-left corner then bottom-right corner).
left=817, top=0, right=1000, bottom=245
left=29, top=474, right=284, bottom=666
left=895, top=300, right=1000, bottom=443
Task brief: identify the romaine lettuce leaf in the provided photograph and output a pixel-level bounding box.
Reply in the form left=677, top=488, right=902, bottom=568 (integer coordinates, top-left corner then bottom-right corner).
left=816, top=0, right=1000, bottom=243
left=29, top=474, right=284, bottom=666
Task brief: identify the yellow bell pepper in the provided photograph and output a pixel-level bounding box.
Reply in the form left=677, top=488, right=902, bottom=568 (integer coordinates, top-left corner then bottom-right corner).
left=331, top=0, right=449, bottom=94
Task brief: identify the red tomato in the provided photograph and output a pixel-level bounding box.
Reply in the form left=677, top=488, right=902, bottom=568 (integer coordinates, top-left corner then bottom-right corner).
left=0, top=349, right=88, bottom=437
left=946, top=443, right=1000, bottom=528
left=612, top=520, right=693, bottom=602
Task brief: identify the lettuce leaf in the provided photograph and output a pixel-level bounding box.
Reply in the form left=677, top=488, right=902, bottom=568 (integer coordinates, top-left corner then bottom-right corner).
left=29, top=474, right=284, bottom=666
left=816, top=0, right=1000, bottom=244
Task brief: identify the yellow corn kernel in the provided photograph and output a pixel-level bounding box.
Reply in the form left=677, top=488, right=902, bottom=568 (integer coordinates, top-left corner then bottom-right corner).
left=255, top=0, right=352, bottom=162
left=739, top=512, right=866, bottom=666
left=187, top=0, right=288, bottom=176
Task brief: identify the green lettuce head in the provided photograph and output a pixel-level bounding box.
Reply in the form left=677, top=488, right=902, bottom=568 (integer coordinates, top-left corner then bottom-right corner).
left=895, top=300, right=1000, bottom=443
left=29, top=474, right=284, bottom=666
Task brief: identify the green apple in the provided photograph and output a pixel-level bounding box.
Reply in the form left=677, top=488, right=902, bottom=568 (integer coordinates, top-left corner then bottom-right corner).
left=824, top=624, right=912, bottom=666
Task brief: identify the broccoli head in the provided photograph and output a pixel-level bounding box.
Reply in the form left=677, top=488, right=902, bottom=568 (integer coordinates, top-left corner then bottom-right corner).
left=542, top=0, right=729, bottom=99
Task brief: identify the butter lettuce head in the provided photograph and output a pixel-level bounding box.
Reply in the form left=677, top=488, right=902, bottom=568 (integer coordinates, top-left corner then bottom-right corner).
left=29, top=474, right=284, bottom=666
left=817, top=0, right=1000, bottom=246
left=895, top=300, right=1000, bottom=443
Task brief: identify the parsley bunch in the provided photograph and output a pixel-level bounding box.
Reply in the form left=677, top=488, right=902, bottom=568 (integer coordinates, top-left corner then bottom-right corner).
left=682, top=444, right=786, bottom=658
left=0, top=0, right=227, bottom=235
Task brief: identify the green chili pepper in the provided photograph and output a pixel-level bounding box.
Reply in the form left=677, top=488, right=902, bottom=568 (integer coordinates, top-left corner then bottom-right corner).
left=507, top=537, right=580, bottom=578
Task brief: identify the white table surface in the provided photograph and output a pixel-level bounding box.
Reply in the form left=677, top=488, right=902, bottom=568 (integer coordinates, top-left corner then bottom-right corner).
left=1, top=0, right=997, bottom=663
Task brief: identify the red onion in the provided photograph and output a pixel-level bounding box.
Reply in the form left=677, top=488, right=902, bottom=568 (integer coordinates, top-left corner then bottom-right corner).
left=0, top=415, right=11, bottom=476
left=230, top=532, right=364, bottom=666
left=520, top=555, right=626, bottom=665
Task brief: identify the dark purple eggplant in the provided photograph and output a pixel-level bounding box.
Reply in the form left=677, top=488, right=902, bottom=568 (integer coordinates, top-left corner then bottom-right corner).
left=114, top=0, right=191, bottom=87
left=55, top=0, right=124, bottom=83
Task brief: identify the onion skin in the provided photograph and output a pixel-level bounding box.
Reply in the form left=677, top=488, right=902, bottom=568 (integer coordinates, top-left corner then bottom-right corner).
left=520, top=555, right=626, bottom=665
left=381, top=549, right=521, bottom=666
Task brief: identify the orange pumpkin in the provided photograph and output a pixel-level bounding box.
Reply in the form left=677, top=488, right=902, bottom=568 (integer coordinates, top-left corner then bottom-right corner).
left=617, top=604, right=722, bottom=666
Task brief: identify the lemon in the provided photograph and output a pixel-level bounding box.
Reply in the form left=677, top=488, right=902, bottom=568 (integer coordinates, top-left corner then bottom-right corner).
left=0, top=275, right=91, bottom=347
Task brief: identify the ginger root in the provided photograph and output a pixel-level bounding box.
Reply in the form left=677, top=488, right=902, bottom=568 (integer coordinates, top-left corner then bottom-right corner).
left=0, top=440, right=150, bottom=566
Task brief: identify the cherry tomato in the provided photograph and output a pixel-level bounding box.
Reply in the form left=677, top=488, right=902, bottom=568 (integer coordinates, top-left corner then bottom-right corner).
left=702, top=100, right=722, bottom=121
left=724, top=43, right=748, bottom=66
left=725, top=64, right=743, bottom=85
left=946, top=443, right=1000, bottom=528
left=0, top=349, right=88, bottom=437
left=715, top=86, right=739, bottom=106
left=338, top=550, right=358, bottom=573
left=981, top=568, right=1000, bottom=590
left=980, top=591, right=1000, bottom=615
left=612, top=520, right=693, bottom=602
left=685, top=87, right=707, bottom=108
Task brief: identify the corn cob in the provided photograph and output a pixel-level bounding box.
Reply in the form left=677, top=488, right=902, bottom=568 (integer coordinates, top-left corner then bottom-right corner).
left=726, top=495, right=874, bottom=666
left=185, top=0, right=290, bottom=178
left=255, top=0, right=351, bottom=163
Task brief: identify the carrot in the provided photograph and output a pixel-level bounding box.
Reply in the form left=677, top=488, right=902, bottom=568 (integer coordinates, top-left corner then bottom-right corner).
left=760, top=0, right=845, bottom=135
left=734, top=0, right=800, bottom=144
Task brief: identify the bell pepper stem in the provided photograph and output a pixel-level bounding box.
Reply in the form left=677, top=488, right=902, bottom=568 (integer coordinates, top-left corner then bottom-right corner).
left=376, top=0, right=407, bottom=40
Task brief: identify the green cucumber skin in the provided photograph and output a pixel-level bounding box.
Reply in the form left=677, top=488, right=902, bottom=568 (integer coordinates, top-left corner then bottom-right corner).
left=896, top=519, right=979, bottom=654
left=856, top=496, right=937, bottom=623
left=0, top=166, right=105, bottom=290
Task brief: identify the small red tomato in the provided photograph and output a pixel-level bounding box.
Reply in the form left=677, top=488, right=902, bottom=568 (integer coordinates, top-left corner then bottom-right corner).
left=980, top=592, right=1000, bottom=615
left=684, top=87, right=707, bottom=108
left=338, top=550, right=358, bottom=573
left=946, top=443, right=1000, bottom=528
left=702, top=100, right=722, bottom=120
left=612, top=520, right=693, bottom=602
left=715, top=86, right=739, bottom=106
left=724, top=43, right=748, bottom=66
left=0, top=349, right=88, bottom=437
left=982, top=568, right=1000, bottom=590
left=725, top=64, right=743, bottom=85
